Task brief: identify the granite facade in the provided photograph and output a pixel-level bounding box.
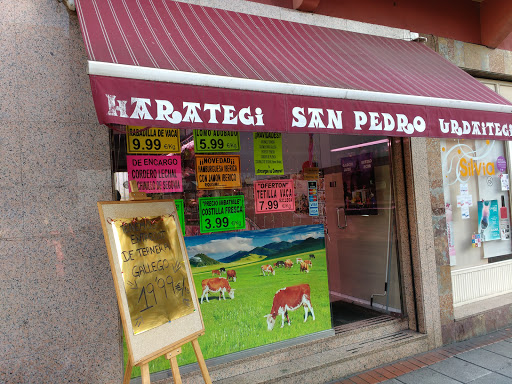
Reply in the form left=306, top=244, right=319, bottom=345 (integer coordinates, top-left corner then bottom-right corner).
left=0, top=1, right=121, bottom=383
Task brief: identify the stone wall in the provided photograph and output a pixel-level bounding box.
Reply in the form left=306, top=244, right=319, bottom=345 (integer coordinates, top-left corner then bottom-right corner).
left=0, top=1, right=121, bottom=382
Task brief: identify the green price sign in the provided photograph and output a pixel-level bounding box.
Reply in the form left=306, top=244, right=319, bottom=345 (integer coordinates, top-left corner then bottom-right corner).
left=174, top=199, right=186, bottom=236
left=193, top=130, right=240, bottom=153
left=198, top=195, right=245, bottom=233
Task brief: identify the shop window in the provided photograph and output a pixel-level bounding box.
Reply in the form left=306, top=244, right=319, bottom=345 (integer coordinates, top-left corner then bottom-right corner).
left=110, top=129, right=402, bottom=377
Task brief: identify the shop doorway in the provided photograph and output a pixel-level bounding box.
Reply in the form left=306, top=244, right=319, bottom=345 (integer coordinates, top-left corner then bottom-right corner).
left=322, top=137, right=402, bottom=328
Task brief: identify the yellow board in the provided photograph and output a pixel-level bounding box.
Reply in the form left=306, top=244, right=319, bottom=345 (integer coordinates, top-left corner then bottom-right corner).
left=127, top=126, right=181, bottom=153
left=195, top=155, right=242, bottom=190
left=98, top=200, right=204, bottom=366
left=112, top=215, right=194, bottom=334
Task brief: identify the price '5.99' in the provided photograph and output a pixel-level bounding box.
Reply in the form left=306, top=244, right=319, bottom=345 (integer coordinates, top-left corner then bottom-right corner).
left=198, top=138, right=224, bottom=151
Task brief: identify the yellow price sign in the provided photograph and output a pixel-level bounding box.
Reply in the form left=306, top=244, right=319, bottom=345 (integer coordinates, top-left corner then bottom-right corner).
left=126, top=126, right=181, bottom=154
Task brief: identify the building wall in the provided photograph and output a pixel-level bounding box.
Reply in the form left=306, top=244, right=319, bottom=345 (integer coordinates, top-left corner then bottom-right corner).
left=0, top=1, right=121, bottom=383
left=422, top=37, right=512, bottom=344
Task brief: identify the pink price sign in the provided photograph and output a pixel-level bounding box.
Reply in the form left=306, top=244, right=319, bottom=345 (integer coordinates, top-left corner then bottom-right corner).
left=254, top=179, right=295, bottom=214
left=127, top=155, right=183, bottom=193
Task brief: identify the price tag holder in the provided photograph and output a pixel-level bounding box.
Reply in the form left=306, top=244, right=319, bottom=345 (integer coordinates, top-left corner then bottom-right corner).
left=126, top=126, right=181, bottom=154
left=199, top=195, right=245, bottom=233
left=254, top=179, right=295, bottom=214
left=193, top=130, right=240, bottom=153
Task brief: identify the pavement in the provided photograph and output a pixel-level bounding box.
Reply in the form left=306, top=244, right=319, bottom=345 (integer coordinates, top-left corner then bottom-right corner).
left=331, top=327, right=512, bottom=384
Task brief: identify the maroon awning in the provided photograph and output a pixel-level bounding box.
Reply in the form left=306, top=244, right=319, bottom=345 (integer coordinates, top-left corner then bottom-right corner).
left=76, top=0, right=512, bottom=140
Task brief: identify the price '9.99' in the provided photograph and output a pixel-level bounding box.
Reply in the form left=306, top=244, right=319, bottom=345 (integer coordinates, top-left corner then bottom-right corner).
left=132, top=138, right=161, bottom=151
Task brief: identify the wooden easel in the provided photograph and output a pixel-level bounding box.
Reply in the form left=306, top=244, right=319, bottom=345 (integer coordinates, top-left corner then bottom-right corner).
left=121, top=183, right=212, bottom=384
left=122, top=333, right=212, bottom=384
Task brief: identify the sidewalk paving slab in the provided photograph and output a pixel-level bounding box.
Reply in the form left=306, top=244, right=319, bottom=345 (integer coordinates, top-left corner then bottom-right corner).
left=456, top=348, right=512, bottom=371
left=386, top=367, right=460, bottom=384
left=427, top=357, right=491, bottom=383
left=464, top=372, right=512, bottom=384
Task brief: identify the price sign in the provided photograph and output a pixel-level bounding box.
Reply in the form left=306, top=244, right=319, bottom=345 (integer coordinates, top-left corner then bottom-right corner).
left=127, top=155, right=183, bottom=193
left=253, top=132, right=284, bottom=175
left=254, top=179, right=295, bottom=214
left=199, top=195, right=245, bottom=233
left=174, top=199, right=186, bottom=236
left=193, top=130, right=240, bottom=153
left=126, top=126, right=181, bottom=154
left=196, top=155, right=241, bottom=190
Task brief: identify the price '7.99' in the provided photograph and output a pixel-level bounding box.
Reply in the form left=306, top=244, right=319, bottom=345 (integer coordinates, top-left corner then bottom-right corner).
left=260, top=200, right=279, bottom=211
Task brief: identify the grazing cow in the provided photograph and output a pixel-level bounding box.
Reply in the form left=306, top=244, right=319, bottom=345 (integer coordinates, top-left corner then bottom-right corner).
left=211, top=269, right=221, bottom=277
left=200, top=278, right=235, bottom=304
left=219, top=267, right=226, bottom=274
left=296, top=258, right=303, bottom=264
left=300, top=261, right=309, bottom=273
left=264, top=284, right=315, bottom=330
left=309, top=254, right=316, bottom=259
left=284, top=259, right=293, bottom=269
left=261, top=264, right=275, bottom=276
left=274, top=260, right=285, bottom=268
left=227, top=270, right=237, bottom=282
left=304, top=260, right=312, bottom=268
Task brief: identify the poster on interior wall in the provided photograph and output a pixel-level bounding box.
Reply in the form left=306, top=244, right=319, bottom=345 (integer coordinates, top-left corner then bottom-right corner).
left=180, top=224, right=330, bottom=365
left=477, top=200, right=500, bottom=241
left=254, top=179, right=295, bottom=214
left=195, top=155, right=242, bottom=190
left=253, top=132, right=284, bottom=175
left=341, top=153, right=377, bottom=215
left=308, top=181, right=319, bottom=216
left=198, top=195, right=245, bottom=233
left=193, top=130, right=240, bottom=153
left=126, top=126, right=181, bottom=154
left=127, top=155, right=183, bottom=193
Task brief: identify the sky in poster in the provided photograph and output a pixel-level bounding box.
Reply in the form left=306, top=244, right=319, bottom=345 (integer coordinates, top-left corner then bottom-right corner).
left=184, top=224, right=324, bottom=261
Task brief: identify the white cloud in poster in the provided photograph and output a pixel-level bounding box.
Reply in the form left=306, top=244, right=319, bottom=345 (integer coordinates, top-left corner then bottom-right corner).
left=272, top=236, right=282, bottom=242
left=188, top=237, right=254, bottom=255
left=293, top=230, right=323, bottom=241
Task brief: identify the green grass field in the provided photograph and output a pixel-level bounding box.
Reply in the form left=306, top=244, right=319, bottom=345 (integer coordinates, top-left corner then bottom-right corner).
left=126, top=249, right=331, bottom=377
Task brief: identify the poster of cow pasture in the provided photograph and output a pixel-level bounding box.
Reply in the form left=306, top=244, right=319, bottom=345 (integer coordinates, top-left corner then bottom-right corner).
left=176, top=224, right=331, bottom=366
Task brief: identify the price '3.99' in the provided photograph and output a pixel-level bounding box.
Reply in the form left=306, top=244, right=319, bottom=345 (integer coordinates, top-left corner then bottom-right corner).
left=204, top=217, right=230, bottom=229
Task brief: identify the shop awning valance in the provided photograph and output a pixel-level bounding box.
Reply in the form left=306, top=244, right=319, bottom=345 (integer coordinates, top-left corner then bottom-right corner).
left=76, top=0, right=512, bottom=140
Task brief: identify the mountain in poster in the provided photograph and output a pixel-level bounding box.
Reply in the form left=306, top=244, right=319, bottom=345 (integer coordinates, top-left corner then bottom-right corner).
left=218, top=237, right=324, bottom=263
left=189, top=253, right=221, bottom=267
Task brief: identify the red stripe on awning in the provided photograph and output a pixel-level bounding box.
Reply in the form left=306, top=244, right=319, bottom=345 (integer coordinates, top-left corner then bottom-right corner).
left=76, top=0, right=512, bottom=140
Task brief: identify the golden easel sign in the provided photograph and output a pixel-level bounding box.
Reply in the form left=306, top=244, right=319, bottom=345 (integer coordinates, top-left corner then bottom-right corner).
left=112, top=215, right=194, bottom=334
left=98, top=200, right=207, bottom=376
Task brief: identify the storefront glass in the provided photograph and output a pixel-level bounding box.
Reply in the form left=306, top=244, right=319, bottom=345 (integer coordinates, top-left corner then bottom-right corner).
left=111, top=129, right=403, bottom=374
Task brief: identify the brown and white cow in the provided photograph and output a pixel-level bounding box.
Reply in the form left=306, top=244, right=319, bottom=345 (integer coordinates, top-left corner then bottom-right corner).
left=284, top=259, right=293, bottom=269
left=200, top=278, right=235, bottom=304
left=296, top=258, right=303, bottom=264
left=304, top=260, right=312, bottom=268
left=227, top=269, right=237, bottom=282
left=264, top=284, right=315, bottom=330
left=261, top=264, right=275, bottom=276
left=300, top=261, right=309, bottom=273
left=211, top=269, right=221, bottom=277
